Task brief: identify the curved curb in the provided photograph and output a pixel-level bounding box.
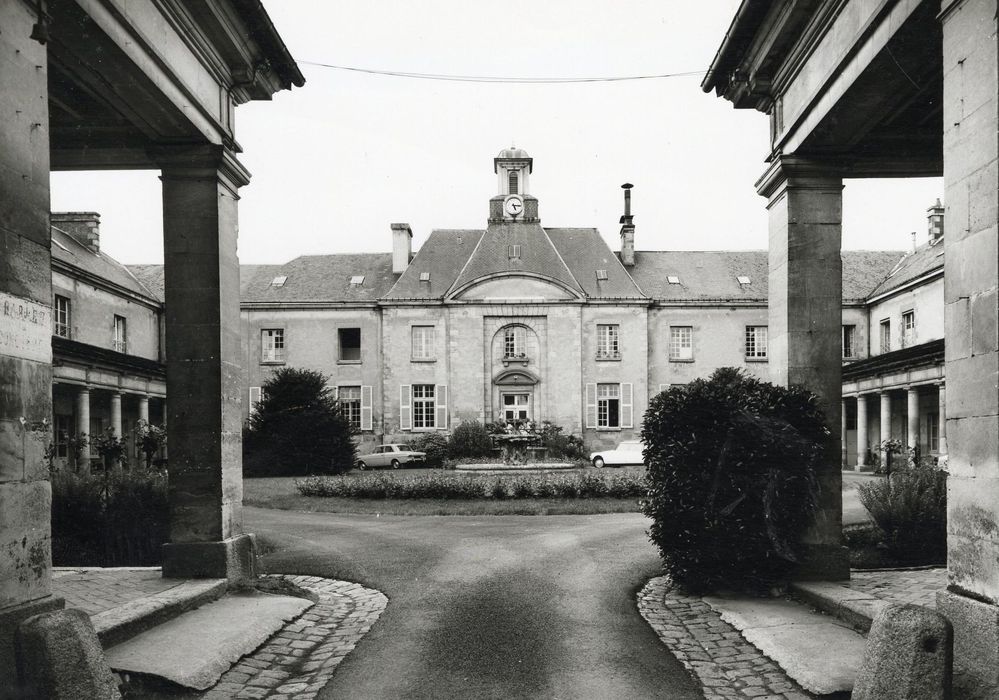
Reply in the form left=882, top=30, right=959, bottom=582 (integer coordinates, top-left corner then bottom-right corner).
left=200, top=575, right=387, bottom=700
left=637, top=576, right=814, bottom=700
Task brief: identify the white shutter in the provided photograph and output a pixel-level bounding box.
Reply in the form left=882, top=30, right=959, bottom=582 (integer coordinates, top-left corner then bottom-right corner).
left=360, top=385, right=373, bottom=431
left=585, top=383, right=597, bottom=429
left=435, top=384, right=448, bottom=430
left=621, top=382, right=634, bottom=429
left=399, top=385, right=412, bottom=431
left=249, top=387, right=261, bottom=415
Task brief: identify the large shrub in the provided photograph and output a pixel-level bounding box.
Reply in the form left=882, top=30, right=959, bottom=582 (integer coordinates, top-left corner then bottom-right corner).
left=448, top=421, right=495, bottom=459
left=536, top=421, right=586, bottom=460
left=51, top=467, right=169, bottom=566
left=859, top=461, right=947, bottom=565
left=244, top=367, right=356, bottom=476
left=642, top=367, right=828, bottom=593
left=409, top=432, right=449, bottom=468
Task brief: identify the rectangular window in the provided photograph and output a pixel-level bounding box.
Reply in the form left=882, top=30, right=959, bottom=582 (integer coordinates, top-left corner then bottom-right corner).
left=596, top=324, right=620, bottom=359
left=597, top=383, right=621, bottom=428
left=54, top=295, right=71, bottom=338
left=412, top=384, right=436, bottom=429
left=880, top=319, right=891, bottom=354
left=113, top=315, right=127, bottom=353
left=338, top=385, right=362, bottom=430
left=261, top=328, right=285, bottom=363
left=504, top=327, right=526, bottom=358
left=411, top=325, right=436, bottom=360
left=503, top=393, right=530, bottom=422
left=54, top=414, right=71, bottom=458
left=927, top=412, right=939, bottom=452
left=745, top=326, right=768, bottom=359
left=668, top=326, right=693, bottom=360
left=902, top=311, right=915, bottom=348
left=338, top=327, right=361, bottom=362
left=843, top=325, right=857, bottom=359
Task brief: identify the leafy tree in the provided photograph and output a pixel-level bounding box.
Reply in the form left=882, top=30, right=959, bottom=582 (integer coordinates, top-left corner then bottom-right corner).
left=642, top=367, right=828, bottom=593
left=134, top=420, right=167, bottom=469
left=244, top=367, right=356, bottom=476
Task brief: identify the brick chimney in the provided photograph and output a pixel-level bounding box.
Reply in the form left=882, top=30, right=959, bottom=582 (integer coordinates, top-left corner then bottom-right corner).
left=619, top=184, right=635, bottom=267
left=927, top=198, right=944, bottom=242
left=391, top=223, right=413, bottom=274
left=52, top=212, right=101, bottom=254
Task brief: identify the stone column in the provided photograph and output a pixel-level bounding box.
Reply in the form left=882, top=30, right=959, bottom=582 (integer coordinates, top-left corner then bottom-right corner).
left=75, top=388, right=91, bottom=469
left=0, top=1, right=64, bottom=689
left=841, top=399, right=849, bottom=468
left=138, top=395, right=149, bottom=423
left=906, top=387, right=919, bottom=454
left=856, top=394, right=869, bottom=471
left=880, top=391, right=892, bottom=468
left=937, top=383, right=947, bottom=457
left=937, top=0, right=999, bottom=682
left=757, top=157, right=847, bottom=580
left=157, top=146, right=254, bottom=583
left=110, top=392, right=122, bottom=439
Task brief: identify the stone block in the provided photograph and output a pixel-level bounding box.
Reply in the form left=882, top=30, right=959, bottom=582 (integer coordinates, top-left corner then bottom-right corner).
left=162, top=532, right=256, bottom=585
left=0, top=594, right=63, bottom=695
left=946, top=416, right=999, bottom=478
left=945, top=353, right=999, bottom=419
left=937, top=588, right=999, bottom=685
left=0, top=481, right=52, bottom=609
left=14, top=608, right=120, bottom=700
left=853, top=603, right=952, bottom=700
left=945, top=228, right=998, bottom=305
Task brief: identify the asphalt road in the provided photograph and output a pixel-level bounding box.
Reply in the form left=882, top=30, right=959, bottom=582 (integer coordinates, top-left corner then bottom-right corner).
left=247, top=507, right=701, bottom=700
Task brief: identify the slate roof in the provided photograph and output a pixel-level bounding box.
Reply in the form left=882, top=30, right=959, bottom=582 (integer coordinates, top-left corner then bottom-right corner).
left=629, top=250, right=903, bottom=303
left=547, top=229, right=645, bottom=299
left=51, top=227, right=159, bottom=303
left=867, top=241, right=944, bottom=299
left=449, top=223, right=585, bottom=298
left=240, top=254, right=395, bottom=303
left=383, top=230, right=484, bottom=300
left=127, top=265, right=165, bottom=301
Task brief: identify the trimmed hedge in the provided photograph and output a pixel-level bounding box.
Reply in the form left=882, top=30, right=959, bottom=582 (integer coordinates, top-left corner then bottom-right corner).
left=296, top=471, right=645, bottom=500
left=642, top=368, right=828, bottom=593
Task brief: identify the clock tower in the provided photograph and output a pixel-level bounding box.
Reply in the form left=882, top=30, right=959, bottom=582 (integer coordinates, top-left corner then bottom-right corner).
left=489, top=146, right=540, bottom=223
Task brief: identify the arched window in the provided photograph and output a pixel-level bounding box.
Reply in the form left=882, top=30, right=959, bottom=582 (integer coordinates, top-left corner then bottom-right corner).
left=508, top=170, right=519, bottom=195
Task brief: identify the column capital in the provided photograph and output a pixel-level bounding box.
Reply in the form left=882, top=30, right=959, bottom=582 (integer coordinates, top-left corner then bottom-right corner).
left=151, top=144, right=251, bottom=194
left=755, top=155, right=844, bottom=200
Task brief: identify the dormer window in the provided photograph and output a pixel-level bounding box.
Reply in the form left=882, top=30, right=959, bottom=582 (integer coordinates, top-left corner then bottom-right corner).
left=271, top=275, right=288, bottom=287
left=508, top=170, right=519, bottom=195
left=350, top=275, right=365, bottom=286
left=667, top=276, right=681, bottom=285
left=596, top=269, right=608, bottom=281
left=419, top=272, right=431, bottom=282
left=737, top=276, right=751, bottom=285
left=508, top=244, right=522, bottom=260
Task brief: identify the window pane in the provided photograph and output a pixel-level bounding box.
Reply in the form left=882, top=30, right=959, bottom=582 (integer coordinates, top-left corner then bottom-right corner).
left=597, top=325, right=620, bottom=358
left=338, top=385, right=362, bottom=429
left=412, top=383, right=436, bottom=428
left=669, top=326, right=692, bottom=360
left=262, top=329, right=285, bottom=362
left=412, top=326, right=435, bottom=360
left=745, top=326, right=767, bottom=358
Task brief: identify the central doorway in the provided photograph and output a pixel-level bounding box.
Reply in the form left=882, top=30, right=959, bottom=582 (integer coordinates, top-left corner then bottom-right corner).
left=502, top=393, right=531, bottom=422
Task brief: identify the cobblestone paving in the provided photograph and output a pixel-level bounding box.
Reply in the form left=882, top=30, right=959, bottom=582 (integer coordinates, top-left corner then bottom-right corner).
left=638, top=576, right=815, bottom=700
left=845, top=567, right=947, bottom=608
left=53, top=567, right=185, bottom=615
left=199, top=575, right=387, bottom=700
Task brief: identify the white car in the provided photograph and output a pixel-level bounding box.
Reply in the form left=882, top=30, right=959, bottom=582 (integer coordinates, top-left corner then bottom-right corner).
left=590, top=440, right=645, bottom=468
left=355, top=444, right=426, bottom=470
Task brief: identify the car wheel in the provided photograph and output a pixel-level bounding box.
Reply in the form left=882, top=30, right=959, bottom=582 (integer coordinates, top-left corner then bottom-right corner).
left=592, top=456, right=605, bottom=469
left=357, top=461, right=367, bottom=471
left=391, top=459, right=401, bottom=470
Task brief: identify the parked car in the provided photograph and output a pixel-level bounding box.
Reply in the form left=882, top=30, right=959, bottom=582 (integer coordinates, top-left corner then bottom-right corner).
left=355, top=444, right=426, bottom=470
left=590, top=440, right=645, bottom=468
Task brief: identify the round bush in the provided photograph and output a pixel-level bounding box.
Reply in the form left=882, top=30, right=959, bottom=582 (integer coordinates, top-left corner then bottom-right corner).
left=449, top=421, right=495, bottom=459
left=641, top=367, right=828, bottom=593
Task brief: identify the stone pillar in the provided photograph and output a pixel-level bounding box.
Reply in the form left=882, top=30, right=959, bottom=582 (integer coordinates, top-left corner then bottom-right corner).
left=937, top=384, right=947, bottom=457
left=110, top=392, right=122, bottom=439
left=936, top=0, right=999, bottom=686
left=880, top=391, right=892, bottom=468
left=857, top=394, right=869, bottom=471
left=906, top=387, right=919, bottom=454
left=157, top=146, right=254, bottom=583
left=841, top=399, right=849, bottom=468
left=75, top=388, right=91, bottom=469
left=0, top=1, right=64, bottom=690
left=138, top=395, right=149, bottom=423
left=757, top=157, right=847, bottom=580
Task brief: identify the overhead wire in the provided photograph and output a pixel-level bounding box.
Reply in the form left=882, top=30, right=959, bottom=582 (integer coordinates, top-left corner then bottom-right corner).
left=297, top=60, right=706, bottom=84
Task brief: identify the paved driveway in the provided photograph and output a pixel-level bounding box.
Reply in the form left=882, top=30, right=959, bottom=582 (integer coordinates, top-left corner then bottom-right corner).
left=247, top=507, right=701, bottom=700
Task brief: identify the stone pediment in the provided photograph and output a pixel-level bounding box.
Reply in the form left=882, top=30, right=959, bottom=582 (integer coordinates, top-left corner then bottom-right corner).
left=450, top=273, right=580, bottom=301
left=493, top=368, right=539, bottom=386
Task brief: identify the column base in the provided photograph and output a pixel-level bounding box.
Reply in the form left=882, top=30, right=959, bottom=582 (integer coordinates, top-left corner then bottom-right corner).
left=0, top=595, right=64, bottom=696
left=937, top=588, right=999, bottom=685
left=162, top=533, right=256, bottom=586
left=793, top=543, right=850, bottom=581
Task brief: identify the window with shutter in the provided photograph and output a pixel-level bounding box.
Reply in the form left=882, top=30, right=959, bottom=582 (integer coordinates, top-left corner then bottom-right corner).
left=399, top=385, right=412, bottom=431
left=360, top=385, right=373, bottom=431
left=584, top=383, right=597, bottom=429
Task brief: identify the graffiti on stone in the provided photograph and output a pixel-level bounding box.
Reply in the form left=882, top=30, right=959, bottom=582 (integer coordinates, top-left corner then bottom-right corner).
left=0, top=291, right=51, bottom=364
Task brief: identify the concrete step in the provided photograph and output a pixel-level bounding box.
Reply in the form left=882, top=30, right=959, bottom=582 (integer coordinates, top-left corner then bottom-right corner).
left=105, top=590, right=313, bottom=690
left=703, top=593, right=867, bottom=696
left=790, top=580, right=890, bottom=634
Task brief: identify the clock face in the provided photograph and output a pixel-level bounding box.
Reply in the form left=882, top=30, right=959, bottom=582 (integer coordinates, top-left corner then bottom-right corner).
left=504, top=195, right=524, bottom=217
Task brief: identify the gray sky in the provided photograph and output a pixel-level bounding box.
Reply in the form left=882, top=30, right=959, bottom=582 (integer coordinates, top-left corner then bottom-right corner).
left=50, top=0, right=943, bottom=265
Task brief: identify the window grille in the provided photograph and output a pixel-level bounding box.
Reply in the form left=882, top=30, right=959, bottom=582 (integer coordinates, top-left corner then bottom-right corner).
left=597, top=383, right=620, bottom=428
left=843, top=325, right=857, bottom=359
left=669, top=326, right=693, bottom=360
left=412, top=384, right=436, bottom=429
left=54, top=295, right=71, bottom=338
left=745, top=326, right=768, bottom=359
left=338, top=385, right=362, bottom=430
left=503, top=326, right=526, bottom=358
left=902, top=311, right=915, bottom=348
left=261, top=328, right=285, bottom=363
left=596, top=324, right=620, bottom=359
left=411, top=326, right=435, bottom=360
left=113, top=315, right=127, bottom=354
left=880, top=320, right=891, bottom=354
